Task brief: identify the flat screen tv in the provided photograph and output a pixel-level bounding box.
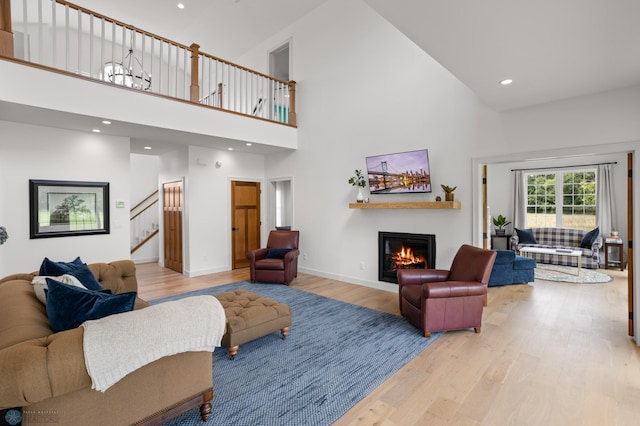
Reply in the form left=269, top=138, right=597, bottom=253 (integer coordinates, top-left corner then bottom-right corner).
left=365, top=149, right=431, bottom=194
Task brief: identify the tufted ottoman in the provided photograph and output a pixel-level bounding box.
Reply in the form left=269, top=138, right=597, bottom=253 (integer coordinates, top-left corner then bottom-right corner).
left=214, top=289, right=291, bottom=359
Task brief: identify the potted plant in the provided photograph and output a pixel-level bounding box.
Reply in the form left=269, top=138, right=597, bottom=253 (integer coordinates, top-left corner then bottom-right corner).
left=440, top=185, right=457, bottom=202
left=492, top=214, right=511, bottom=235
left=348, top=169, right=367, bottom=203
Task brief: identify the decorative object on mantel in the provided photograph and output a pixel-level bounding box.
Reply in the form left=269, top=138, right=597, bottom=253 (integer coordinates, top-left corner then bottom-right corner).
left=435, top=196, right=442, bottom=202
left=440, top=185, right=457, bottom=202
left=348, top=169, right=367, bottom=203
left=492, top=214, right=511, bottom=235
left=0, top=226, right=7, bottom=245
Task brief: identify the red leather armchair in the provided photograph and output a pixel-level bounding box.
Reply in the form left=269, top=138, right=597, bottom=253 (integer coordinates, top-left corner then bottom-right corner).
left=397, top=244, right=497, bottom=337
left=247, top=230, right=300, bottom=285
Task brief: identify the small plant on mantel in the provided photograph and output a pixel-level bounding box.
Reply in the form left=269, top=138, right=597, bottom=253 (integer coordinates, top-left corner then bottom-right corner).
left=440, top=184, right=457, bottom=202
left=348, top=169, right=367, bottom=203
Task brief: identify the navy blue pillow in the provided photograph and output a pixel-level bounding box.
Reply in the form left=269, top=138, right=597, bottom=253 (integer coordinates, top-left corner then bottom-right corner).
left=515, top=228, right=537, bottom=245
left=265, top=248, right=292, bottom=259
left=580, top=227, right=599, bottom=248
left=39, top=257, right=103, bottom=291
left=45, top=278, right=136, bottom=333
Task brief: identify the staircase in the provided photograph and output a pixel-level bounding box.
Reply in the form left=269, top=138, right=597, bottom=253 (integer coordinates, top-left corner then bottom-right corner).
left=131, top=190, right=159, bottom=254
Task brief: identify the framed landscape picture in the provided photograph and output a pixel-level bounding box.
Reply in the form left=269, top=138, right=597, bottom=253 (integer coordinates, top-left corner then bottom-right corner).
left=29, top=179, right=110, bottom=239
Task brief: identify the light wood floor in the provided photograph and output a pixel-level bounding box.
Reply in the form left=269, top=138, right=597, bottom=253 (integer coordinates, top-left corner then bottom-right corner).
left=136, top=264, right=639, bottom=426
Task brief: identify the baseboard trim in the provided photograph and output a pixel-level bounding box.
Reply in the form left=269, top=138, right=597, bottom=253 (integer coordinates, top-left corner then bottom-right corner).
left=298, top=267, right=396, bottom=293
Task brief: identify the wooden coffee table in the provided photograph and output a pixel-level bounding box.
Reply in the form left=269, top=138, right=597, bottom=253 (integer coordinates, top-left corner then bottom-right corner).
left=519, top=247, right=583, bottom=276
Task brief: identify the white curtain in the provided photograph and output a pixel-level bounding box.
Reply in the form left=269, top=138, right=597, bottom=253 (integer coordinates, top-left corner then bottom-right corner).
left=596, top=164, right=616, bottom=235
left=513, top=170, right=526, bottom=229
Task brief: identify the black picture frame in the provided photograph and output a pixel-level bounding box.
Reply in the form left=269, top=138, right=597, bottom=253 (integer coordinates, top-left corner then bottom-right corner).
left=29, top=179, right=110, bottom=239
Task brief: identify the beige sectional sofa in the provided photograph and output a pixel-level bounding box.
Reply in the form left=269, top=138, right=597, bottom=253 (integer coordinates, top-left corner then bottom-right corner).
left=0, top=260, right=214, bottom=426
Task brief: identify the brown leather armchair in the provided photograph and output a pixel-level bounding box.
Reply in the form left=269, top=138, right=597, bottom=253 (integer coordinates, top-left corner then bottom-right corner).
left=397, top=244, right=497, bottom=337
left=247, top=230, right=300, bottom=285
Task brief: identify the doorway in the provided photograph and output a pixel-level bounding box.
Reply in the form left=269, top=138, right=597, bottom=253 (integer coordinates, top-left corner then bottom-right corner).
left=269, top=40, right=291, bottom=81
left=477, top=148, right=635, bottom=338
left=269, top=178, right=293, bottom=230
left=163, top=180, right=183, bottom=273
left=231, top=181, right=261, bottom=269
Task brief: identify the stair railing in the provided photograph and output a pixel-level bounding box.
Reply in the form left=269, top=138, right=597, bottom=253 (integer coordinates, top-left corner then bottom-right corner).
left=130, top=190, right=159, bottom=254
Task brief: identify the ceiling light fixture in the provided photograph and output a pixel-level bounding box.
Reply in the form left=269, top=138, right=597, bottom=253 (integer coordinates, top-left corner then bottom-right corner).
left=228, top=148, right=234, bottom=151
left=177, top=3, right=185, bottom=9
left=500, top=79, right=513, bottom=85
left=144, top=146, right=152, bottom=150
left=102, top=41, right=152, bottom=91
left=92, top=129, right=101, bottom=133
left=246, top=143, right=252, bottom=146
left=102, top=120, right=111, bottom=125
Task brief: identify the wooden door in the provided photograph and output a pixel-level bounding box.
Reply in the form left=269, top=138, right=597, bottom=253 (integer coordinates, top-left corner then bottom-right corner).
left=231, top=181, right=261, bottom=269
left=483, top=165, right=489, bottom=249
left=163, top=181, right=183, bottom=273
left=628, top=152, right=634, bottom=336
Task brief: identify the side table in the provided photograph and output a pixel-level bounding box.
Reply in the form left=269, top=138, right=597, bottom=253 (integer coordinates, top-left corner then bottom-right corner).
left=604, top=241, right=624, bottom=271
left=491, top=234, right=512, bottom=250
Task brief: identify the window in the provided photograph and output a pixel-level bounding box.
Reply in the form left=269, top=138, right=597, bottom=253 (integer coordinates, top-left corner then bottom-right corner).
left=526, top=170, right=596, bottom=230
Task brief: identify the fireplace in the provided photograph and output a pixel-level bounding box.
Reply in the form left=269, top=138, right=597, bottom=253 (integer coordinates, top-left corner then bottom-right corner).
left=378, top=232, right=436, bottom=283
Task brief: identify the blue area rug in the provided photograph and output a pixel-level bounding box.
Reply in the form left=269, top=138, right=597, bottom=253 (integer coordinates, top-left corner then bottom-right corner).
left=150, top=281, right=441, bottom=426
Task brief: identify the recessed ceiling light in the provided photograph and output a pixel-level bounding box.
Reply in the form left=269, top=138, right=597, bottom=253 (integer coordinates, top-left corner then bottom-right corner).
left=500, top=79, right=513, bottom=85
left=144, top=146, right=152, bottom=150
left=177, top=3, right=185, bottom=9
left=102, top=120, right=111, bottom=125
left=92, top=129, right=101, bottom=133
left=246, top=143, right=252, bottom=146
left=228, top=148, right=234, bottom=151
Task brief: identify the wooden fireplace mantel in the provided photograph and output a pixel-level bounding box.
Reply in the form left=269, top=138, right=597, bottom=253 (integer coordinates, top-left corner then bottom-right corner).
left=349, top=201, right=461, bottom=209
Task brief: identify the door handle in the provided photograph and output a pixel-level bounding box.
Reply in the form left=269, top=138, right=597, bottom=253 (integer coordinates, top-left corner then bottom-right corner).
left=232, top=227, right=238, bottom=231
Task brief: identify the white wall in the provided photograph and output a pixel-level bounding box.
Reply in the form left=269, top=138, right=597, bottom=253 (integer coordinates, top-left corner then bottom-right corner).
left=183, top=145, right=265, bottom=277
left=236, top=0, right=502, bottom=291
left=0, top=121, right=131, bottom=276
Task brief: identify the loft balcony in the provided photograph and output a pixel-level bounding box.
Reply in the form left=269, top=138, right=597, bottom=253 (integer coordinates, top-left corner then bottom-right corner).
left=0, top=0, right=297, bottom=154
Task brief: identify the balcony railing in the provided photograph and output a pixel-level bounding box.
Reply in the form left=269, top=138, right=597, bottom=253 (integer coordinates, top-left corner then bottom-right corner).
left=0, top=0, right=296, bottom=126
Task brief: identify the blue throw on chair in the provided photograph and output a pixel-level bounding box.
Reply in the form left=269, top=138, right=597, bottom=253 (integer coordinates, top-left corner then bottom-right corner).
left=488, top=250, right=536, bottom=286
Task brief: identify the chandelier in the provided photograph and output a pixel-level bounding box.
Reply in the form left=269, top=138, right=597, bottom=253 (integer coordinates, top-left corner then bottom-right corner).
left=102, top=48, right=152, bottom=91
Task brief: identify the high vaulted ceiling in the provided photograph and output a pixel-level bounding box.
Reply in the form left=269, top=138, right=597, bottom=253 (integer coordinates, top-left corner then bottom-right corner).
left=74, top=0, right=640, bottom=112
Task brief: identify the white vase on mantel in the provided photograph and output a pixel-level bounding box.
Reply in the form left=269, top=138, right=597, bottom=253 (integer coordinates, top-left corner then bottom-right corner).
left=356, top=186, right=364, bottom=203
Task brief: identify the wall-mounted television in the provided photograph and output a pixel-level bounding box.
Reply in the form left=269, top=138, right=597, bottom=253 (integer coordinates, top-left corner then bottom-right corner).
left=365, top=149, right=431, bottom=194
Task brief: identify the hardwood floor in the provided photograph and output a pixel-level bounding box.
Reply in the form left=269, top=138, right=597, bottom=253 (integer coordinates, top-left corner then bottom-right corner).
left=136, top=264, right=639, bottom=425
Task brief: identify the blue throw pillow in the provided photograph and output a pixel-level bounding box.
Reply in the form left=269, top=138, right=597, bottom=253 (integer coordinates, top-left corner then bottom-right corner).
left=45, top=278, right=136, bottom=332
left=39, top=257, right=103, bottom=291
left=265, top=248, right=292, bottom=259
left=580, top=227, right=599, bottom=248
left=515, top=228, right=537, bottom=245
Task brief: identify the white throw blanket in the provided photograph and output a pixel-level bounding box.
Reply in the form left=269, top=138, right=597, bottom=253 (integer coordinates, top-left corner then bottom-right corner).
left=82, top=295, right=226, bottom=392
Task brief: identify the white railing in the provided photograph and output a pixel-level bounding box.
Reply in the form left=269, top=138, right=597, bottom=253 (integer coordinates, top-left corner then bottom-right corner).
left=7, top=0, right=296, bottom=126
left=130, top=191, right=159, bottom=254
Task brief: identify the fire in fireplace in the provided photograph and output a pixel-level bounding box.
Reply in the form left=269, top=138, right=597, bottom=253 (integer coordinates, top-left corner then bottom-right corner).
left=378, top=231, right=436, bottom=283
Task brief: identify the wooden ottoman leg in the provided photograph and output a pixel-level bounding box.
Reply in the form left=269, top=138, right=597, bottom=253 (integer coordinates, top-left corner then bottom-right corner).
left=280, top=326, right=289, bottom=339
left=200, top=389, right=213, bottom=421
left=228, top=345, right=239, bottom=360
